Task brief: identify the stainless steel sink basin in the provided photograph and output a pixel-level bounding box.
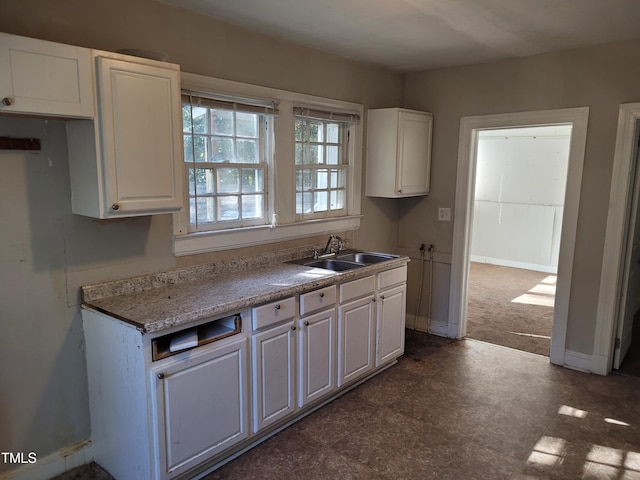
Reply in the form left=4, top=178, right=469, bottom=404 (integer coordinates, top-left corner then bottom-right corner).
left=288, top=250, right=398, bottom=272
left=303, top=259, right=364, bottom=271
left=337, top=252, right=398, bottom=264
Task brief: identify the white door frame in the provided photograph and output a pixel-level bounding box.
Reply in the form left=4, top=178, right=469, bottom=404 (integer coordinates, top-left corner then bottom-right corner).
left=593, top=103, right=640, bottom=375
left=448, top=107, right=589, bottom=368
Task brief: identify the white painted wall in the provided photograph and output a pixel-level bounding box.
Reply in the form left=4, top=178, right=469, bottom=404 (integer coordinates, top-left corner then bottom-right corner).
left=470, top=126, right=571, bottom=273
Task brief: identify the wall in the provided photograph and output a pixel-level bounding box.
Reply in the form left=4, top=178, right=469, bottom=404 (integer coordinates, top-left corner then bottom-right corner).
left=0, top=0, right=403, bottom=475
left=471, top=128, right=571, bottom=273
left=403, top=38, right=640, bottom=356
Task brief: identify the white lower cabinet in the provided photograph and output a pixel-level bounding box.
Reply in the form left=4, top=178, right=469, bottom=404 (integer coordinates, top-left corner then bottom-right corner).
left=337, top=277, right=376, bottom=387
left=83, top=261, right=408, bottom=480
left=376, top=283, right=407, bottom=366
left=375, top=265, right=408, bottom=367
left=152, top=337, right=250, bottom=480
left=298, top=307, right=337, bottom=407
left=83, top=308, right=251, bottom=480
left=251, top=299, right=297, bottom=433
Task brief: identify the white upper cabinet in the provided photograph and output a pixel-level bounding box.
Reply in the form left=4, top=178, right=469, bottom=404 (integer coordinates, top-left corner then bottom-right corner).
left=365, top=108, right=432, bottom=198
left=67, top=51, right=184, bottom=218
left=0, top=33, right=94, bottom=118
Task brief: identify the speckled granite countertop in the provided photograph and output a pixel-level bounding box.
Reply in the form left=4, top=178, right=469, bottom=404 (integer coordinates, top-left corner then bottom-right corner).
left=81, top=251, right=409, bottom=334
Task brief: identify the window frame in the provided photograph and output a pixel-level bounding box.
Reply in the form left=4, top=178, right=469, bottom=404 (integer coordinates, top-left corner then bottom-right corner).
left=294, top=116, right=350, bottom=220
left=182, top=97, right=272, bottom=231
left=173, top=73, right=363, bottom=256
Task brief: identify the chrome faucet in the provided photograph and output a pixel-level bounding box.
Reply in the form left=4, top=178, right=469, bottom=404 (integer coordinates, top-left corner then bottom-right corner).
left=319, top=235, right=345, bottom=257
left=322, top=235, right=336, bottom=255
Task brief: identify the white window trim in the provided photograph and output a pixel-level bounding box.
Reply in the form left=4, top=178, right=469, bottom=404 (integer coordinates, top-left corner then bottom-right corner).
left=173, top=72, right=363, bottom=256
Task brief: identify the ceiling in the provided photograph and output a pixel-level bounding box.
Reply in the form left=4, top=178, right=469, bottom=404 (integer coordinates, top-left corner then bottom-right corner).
left=159, top=0, right=640, bottom=72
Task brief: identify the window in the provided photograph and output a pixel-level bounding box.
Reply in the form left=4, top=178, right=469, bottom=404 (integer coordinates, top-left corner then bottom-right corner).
left=182, top=92, right=276, bottom=231
left=295, top=118, right=346, bottom=218
left=174, top=73, right=363, bottom=256
left=294, top=107, right=359, bottom=220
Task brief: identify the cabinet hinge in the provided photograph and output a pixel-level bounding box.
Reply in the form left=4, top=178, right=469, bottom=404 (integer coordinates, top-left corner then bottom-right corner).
left=615, top=337, right=621, bottom=349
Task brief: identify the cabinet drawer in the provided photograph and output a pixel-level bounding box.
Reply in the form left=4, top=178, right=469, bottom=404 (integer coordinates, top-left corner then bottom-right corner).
left=300, top=285, right=336, bottom=316
left=252, top=297, right=296, bottom=330
left=339, top=275, right=375, bottom=303
left=377, top=265, right=408, bottom=290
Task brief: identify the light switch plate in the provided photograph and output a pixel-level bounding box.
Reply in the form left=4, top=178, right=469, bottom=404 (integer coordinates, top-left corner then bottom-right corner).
left=438, top=208, right=451, bottom=221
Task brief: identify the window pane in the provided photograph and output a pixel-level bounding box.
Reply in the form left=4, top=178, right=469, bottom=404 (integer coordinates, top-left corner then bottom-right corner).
left=295, top=143, right=304, bottom=165
left=316, top=169, right=328, bottom=189
left=183, top=135, right=193, bottom=163
left=236, top=112, right=258, bottom=137
left=326, top=123, right=340, bottom=143
left=211, top=137, right=234, bottom=162
left=182, top=105, right=193, bottom=133
left=295, top=119, right=306, bottom=142
left=242, top=194, right=263, bottom=219
left=193, top=135, right=207, bottom=163
left=309, top=122, right=323, bottom=142
left=190, top=168, right=215, bottom=195
left=242, top=168, right=263, bottom=193
left=236, top=139, right=258, bottom=163
left=192, top=107, right=208, bottom=134
left=211, top=109, right=233, bottom=136
left=196, top=197, right=216, bottom=224
left=330, top=169, right=345, bottom=188
left=314, top=191, right=328, bottom=212
left=330, top=189, right=345, bottom=210
left=218, top=168, right=240, bottom=193
left=309, top=145, right=323, bottom=165
left=217, top=196, right=239, bottom=221
left=295, top=193, right=302, bottom=214
left=299, top=169, right=312, bottom=191
left=189, top=198, right=197, bottom=224
left=297, top=192, right=312, bottom=214
left=326, top=145, right=340, bottom=165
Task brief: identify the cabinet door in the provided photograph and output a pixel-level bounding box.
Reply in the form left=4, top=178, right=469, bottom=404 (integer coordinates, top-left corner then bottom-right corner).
left=396, top=110, right=432, bottom=196
left=96, top=56, right=183, bottom=215
left=338, top=295, right=375, bottom=387
left=152, top=337, right=250, bottom=480
left=0, top=33, right=93, bottom=118
left=298, top=308, right=336, bottom=407
left=252, top=322, right=296, bottom=433
left=376, top=283, right=407, bottom=367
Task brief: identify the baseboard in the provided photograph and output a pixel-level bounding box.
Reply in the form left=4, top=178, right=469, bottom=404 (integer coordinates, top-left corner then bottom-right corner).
left=405, top=312, right=419, bottom=331
left=563, top=349, right=594, bottom=373
left=590, top=353, right=610, bottom=376
left=406, top=315, right=449, bottom=338
left=470, top=255, right=557, bottom=274
left=428, top=320, right=449, bottom=337
left=0, top=440, right=93, bottom=480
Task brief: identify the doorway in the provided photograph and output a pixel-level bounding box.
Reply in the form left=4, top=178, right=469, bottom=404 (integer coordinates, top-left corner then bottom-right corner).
left=448, top=108, right=589, bottom=368
left=465, top=126, right=571, bottom=357
left=596, top=103, right=640, bottom=376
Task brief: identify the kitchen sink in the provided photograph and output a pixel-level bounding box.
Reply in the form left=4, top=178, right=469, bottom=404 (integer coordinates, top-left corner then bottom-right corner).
left=288, top=250, right=399, bottom=272
left=336, top=252, right=398, bottom=264
left=303, top=259, right=364, bottom=271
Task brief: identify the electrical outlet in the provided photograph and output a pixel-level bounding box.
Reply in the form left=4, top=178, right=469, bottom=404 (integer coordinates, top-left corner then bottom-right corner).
left=438, top=207, right=451, bottom=222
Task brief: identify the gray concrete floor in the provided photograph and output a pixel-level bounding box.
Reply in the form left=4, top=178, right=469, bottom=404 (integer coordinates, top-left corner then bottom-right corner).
left=54, top=331, right=640, bottom=479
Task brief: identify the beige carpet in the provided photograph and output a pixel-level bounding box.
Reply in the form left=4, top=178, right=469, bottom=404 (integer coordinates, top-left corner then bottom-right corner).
left=466, top=262, right=555, bottom=356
